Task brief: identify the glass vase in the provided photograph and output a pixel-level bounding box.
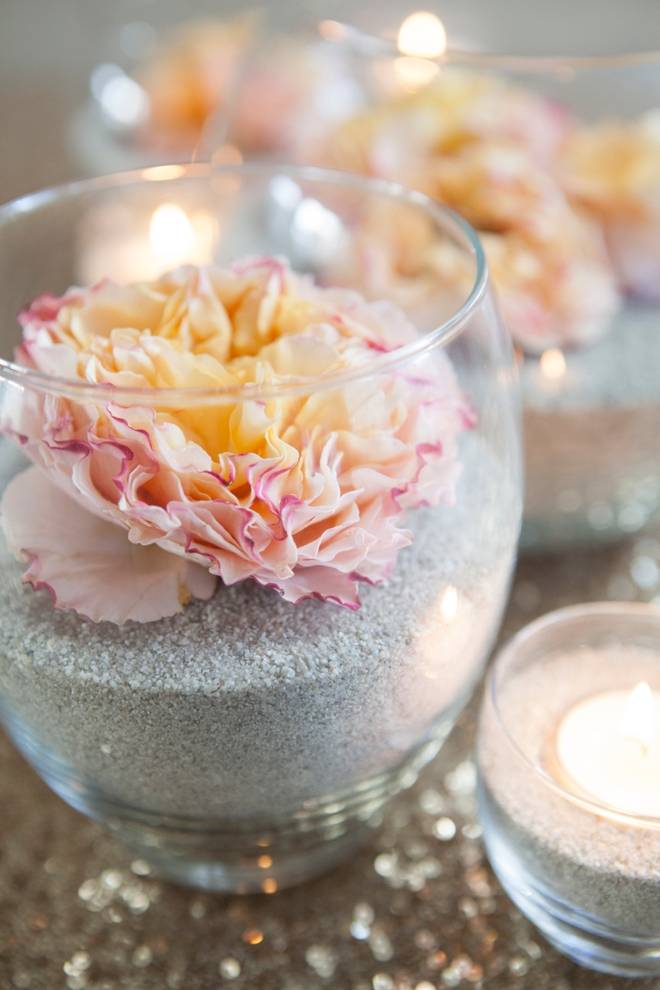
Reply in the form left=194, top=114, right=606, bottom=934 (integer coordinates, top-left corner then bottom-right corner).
left=0, top=163, right=520, bottom=891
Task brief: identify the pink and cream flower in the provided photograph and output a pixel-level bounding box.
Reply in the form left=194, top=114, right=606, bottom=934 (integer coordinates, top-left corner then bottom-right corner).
left=562, top=116, right=660, bottom=301
left=1, top=257, right=471, bottom=624
left=317, top=70, right=573, bottom=176
left=314, top=73, right=620, bottom=354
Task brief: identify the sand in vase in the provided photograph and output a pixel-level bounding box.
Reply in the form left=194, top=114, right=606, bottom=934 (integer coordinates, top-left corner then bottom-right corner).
left=522, top=303, right=660, bottom=549
left=0, top=437, right=516, bottom=829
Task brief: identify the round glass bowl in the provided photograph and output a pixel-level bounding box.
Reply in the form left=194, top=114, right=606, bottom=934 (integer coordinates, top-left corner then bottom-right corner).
left=0, top=163, right=521, bottom=892
left=477, top=603, right=660, bottom=978
left=306, top=0, right=660, bottom=550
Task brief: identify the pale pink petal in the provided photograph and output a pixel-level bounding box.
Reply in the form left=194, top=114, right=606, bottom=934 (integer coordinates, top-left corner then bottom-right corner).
left=1, top=466, right=216, bottom=623
left=258, top=563, right=362, bottom=610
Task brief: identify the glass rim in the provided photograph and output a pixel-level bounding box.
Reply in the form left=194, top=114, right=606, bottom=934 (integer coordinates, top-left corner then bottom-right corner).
left=323, top=20, right=660, bottom=72
left=0, top=161, right=488, bottom=407
left=486, top=601, right=660, bottom=829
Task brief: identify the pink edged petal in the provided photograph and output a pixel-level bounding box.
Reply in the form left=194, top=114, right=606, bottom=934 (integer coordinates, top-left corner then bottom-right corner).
left=1, top=466, right=216, bottom=624
left=299, top=500, right=411, bottom=584
left=18, top=288, right=84, bottom=330
left=257, top=564, right=362, bottom=610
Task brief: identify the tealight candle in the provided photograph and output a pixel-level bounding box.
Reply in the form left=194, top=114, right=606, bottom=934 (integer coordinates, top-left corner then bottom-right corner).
left=477, top=603, right=660, bottom=978
left=552, top=682, right=660, bottom=819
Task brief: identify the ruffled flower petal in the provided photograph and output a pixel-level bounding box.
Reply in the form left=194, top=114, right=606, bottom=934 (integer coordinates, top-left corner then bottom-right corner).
left=1, top=466, right=216, bottom=624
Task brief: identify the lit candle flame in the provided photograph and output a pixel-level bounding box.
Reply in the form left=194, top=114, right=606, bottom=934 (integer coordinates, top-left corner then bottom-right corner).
left=621, top=681, right=657, bottom=754
left=397, top=11, right=447, bottom=59
left=439, top=585, right=459, bottom=622
left=149, top=203, right=196, bottom=268
left=540, top=348, right=566, bottom=381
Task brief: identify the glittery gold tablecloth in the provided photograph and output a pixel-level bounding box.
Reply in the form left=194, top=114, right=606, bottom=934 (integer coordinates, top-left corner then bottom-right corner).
left=3, top=534, right=660, bottom=990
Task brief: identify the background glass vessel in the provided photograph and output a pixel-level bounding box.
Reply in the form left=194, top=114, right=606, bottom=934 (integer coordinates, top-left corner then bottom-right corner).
left=298, top=0, right=660, bottom=551
left=0, top=163, right=520, bottom=892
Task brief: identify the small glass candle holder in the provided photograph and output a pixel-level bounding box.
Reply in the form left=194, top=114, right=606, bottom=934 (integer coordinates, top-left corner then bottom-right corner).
left=477, top=603, right=660, bottom=978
